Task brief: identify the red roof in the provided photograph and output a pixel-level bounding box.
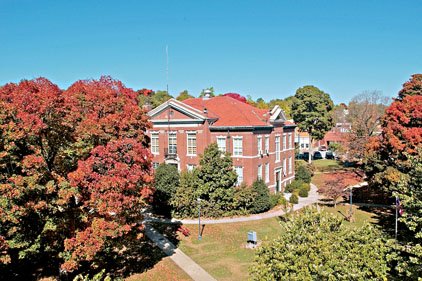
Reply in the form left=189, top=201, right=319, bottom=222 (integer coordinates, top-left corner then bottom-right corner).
left=323, top=131, right=347, bottom=142
left=183, top=96, right=270, bottom=127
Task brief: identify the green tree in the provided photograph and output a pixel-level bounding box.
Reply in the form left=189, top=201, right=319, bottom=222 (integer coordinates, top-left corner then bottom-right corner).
left=199, top=87, right=215, bottom=98
left=291, top=85, right=334, bottom=163
left=255, top=97, right=269, bottom=109
left=268, top=96, right=294, bottom=118
left=171, top=170, right=200, bottom=218
left=295, top=165, right=312, bottom=183
left=151, top=90, right=173, bottom=108
left=153, top=163, right=180, bottom=215
left=250, top=179, right=271, bottom=214
left=176, top=90, right=194, bottom=101
left=196, top=143, right=237, bottom=217
left=250, top=207, right=392, bottom=280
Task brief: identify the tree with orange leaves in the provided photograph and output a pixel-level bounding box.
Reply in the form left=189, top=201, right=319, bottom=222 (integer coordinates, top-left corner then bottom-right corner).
left=364, top=74, right=421, bottom=279
left=0, top=77, right=153, bottom=278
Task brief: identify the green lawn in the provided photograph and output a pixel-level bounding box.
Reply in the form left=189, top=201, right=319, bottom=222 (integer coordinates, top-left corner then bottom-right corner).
left=175, top=204, right=379, bottom=280
left=178, top=217, right=282, bottom=281
left=311, top=159, right=343, bottom=172
left=126, top=257, right=192, bottom=281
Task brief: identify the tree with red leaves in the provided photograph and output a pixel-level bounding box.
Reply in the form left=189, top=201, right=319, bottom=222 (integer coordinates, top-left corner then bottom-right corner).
left=364, top=74, right=422, bottom=279
left=223, top=93, right=247, bottom=103
left=0, top=76, right=153, bottom=278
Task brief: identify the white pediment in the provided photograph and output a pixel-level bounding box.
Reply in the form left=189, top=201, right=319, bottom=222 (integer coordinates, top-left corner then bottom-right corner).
left=148, top=98, right=207, bottom=121
left=269, top=105, right=287, bottom=123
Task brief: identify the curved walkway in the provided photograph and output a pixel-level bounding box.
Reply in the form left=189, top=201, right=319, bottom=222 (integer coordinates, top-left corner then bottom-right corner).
left=146, top=183, right=320, bottom=225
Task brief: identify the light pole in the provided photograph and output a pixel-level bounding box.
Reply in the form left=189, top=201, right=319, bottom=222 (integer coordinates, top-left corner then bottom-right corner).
left=197, top=198, right=202, bottom=240
left=349, top=186, right=353, bottom=218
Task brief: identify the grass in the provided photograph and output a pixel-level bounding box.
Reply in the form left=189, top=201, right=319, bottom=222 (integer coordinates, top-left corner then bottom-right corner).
left=125, top=257, right=192, bottom=281
left=178, top=217, right=283, bottom=281
left=317, top=204, right=378, bottom=228
left=312, top=159, right=341, bottom=169
left=175, top=204, right=380, bottom=280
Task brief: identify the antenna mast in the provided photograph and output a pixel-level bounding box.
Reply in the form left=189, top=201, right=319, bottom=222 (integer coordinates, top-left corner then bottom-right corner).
left=166, top=45, right=169, bottom=94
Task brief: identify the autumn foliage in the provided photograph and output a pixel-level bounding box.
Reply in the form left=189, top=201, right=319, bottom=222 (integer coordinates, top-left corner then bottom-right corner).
left=0, top=77, right=153, bottom=276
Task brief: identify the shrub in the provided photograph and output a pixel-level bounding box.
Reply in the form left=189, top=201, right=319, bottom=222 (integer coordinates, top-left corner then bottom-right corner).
left=302, top=182, right=311, bottom=192
left=289, top=193, right=299, bottom=204
left=269, top=193, right=282, bottom=209
left=278, top=196, right=292, bottom=213
left=296, top=165, right=312, bottom=183
left=285, top=180, right=304, bottom=193
left=233, top=183, right=256, bottom=215
left=298, top=187, right=309, bottom=197
left=250, top=179, right=271, bottom=214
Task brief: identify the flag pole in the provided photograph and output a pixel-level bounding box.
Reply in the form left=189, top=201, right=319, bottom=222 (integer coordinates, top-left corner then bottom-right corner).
left=395, top=195, right=398, bottom=240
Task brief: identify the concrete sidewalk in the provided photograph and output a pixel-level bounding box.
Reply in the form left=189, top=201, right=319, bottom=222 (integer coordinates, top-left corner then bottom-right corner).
left=146, top=183, right=320, bottom=225
left=144, top=225, right=216, bottom=281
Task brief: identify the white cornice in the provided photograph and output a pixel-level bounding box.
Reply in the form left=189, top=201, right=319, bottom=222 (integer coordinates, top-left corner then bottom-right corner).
left=147, top=98, right=208, bottom=120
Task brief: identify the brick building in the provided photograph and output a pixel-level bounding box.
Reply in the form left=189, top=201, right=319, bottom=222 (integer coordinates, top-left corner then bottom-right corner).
left=147, top=96, right=296, bottom=192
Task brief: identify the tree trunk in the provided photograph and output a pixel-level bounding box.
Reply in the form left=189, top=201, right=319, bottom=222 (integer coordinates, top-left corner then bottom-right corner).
left=308, top=136, right=313, bottom=164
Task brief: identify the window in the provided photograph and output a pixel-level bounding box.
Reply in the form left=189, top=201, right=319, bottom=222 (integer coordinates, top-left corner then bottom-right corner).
left=283, top=134, right=287, bottom=150
left=187, top=132, right=197, bottom=155
left=235, top=166, right=243, bottom=185
left=283, top=158, right=287, bottom=176
left=168, top=132, right=177, bottom=154
left=275, top=136, right=280, bottom=162
left=152, top=162, right=159, bottom=169
left=257, top=136, right=262, bottom=155
left=265, top=163, right=269, bottom=183
left=288, top=157, right=292, bottom=174
left=288, top=133, right=292, bottom=149
left=151, top=132, right=159, bottom=154
left=233, top=137, right=243, bottom=156
left=257, top=164, right=262, bottom=180
left=265, top=136, right=269, bottom=154
left=187, top=164, right=196, bottom=171
left=217, top=137, right=226, bottom=153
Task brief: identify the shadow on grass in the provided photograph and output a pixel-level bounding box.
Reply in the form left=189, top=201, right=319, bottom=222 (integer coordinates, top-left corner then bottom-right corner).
left=0, top=222, right=183, bottom=281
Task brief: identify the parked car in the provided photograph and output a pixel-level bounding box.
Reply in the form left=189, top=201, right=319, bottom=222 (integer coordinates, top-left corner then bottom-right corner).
left=303, top=152, right=310, bottom=160
left=325, top=151, right=335, bottom=159
left=313, top=151, right=323, bottom=160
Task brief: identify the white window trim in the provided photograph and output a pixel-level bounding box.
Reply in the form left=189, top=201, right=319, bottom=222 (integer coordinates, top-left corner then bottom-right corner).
left=233, top=136, right=243, bottom=156
left=151, top=132, right=159, bottom=155
left=235, top=166, right=244, bottom=186
left=217, top=136, right=227, bottom=153
left=275, top=136, right=280, bottom=163
left=257, top=164, right=263, bottom=180
left=265, top=135, right=270, bottom=154
left=265, top=163, right=270, bottom=183
left=257, top=136, right=262, bottom=155
left=168, top=131, right=177, bottom=154
left=186, top=131, right=197, bottom=156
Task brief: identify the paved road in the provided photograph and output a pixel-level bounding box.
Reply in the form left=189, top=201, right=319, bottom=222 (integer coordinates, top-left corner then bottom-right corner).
left=146, top=183, right=320, bottom=225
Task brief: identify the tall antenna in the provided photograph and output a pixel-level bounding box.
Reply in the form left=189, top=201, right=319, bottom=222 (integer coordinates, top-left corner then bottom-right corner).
left=166, top=45, right=169, bottom=94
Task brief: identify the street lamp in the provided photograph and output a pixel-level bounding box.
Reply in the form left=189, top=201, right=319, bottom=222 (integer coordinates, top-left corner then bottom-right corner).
left=197, top=198, right=202, bottom=240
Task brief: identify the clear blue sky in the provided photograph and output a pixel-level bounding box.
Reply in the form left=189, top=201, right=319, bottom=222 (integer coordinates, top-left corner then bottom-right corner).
left=1, top=0, right=421, bottom=104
